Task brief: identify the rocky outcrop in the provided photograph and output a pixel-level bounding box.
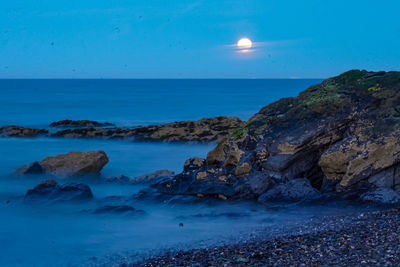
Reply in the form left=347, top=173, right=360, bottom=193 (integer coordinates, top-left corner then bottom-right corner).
left=50, top=119, right=114, bottom=127
left=0, top=125, right=48, bottom=137
left=52, top=116, right=243, bottom=142
left=16, top=151, right=108, bottom=177
left=24, top=179, right=93, bottom=203
left=156, top=70, right=400, bottom=203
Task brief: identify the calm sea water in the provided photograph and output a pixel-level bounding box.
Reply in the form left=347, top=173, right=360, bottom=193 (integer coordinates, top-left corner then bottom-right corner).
left=0, top=79, right=320, bottom=128
left=4, top=79, right=369, bottom=267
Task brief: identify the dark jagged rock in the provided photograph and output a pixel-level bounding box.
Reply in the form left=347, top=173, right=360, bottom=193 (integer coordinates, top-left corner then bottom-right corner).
left=156, top=70, right=400, bottom=203
left=0, top=125, right=48, bottom=137
left=49, top=119, right=114, bottom=128
left=92, top=205, right=145, bottom=215
left=52, top=116, right=243, bottom=142
left=24, top=179, right=93, bottom=203
left=16, top=151, right=109, bottom=177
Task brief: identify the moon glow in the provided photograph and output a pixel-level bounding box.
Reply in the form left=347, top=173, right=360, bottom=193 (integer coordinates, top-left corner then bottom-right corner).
left=237, top=38, right=253, bottom=49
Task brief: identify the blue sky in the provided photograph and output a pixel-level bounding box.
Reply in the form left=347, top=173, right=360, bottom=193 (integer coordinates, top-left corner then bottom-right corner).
left=1, top=0, right=399, bottom=78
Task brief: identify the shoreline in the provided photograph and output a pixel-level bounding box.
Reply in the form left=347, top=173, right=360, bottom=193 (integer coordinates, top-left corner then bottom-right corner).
left=131, top=207, right=400, bottom=266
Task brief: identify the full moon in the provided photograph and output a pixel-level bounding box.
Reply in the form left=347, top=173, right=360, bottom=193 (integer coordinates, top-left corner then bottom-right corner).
left=237, top=38, right=253, bottom=49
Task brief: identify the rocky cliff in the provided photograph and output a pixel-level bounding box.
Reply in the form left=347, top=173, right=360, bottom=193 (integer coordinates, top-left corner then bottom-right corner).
left=157, top=70, right=400, bottom=202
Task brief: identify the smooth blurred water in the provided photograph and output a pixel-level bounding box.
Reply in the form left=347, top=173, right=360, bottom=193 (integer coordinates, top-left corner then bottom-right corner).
left=0, top=79, right=333, bottom=266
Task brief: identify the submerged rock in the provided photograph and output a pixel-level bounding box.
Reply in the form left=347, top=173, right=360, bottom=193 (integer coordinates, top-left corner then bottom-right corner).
left=24, top=179, right=93, bottom=203
left=103, top=175, right=132, bottom=184
left=155, top=70, right=400, bottom=201
left=0, top=125, right=48, bottom=137
left=52, top=116, right=243, bottom=143
left=92, top=205, right=144, bottom=215
left=49, top=119, right=114, bottom=128
left=16, top=151, right=109, bottom=177
left=103, top=170, right=175, bottom=185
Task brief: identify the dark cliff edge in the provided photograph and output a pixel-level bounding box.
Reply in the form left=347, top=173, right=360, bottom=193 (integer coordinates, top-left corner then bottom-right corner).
left=157, top=70, right=400, bottom=203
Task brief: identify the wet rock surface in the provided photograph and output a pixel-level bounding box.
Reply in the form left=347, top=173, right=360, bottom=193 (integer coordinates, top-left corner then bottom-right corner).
left=24, top=179, right=93, bottom=203
left=52, top=116, right=243, bottom=142
left=50, top=119, right=114, bottom=128
left=133, top=208, right=400, bottom=266
left=156, top=71, right=400, bottom=203
left=16, top=151, right=109, bottom=177
left=0, top=125, right=48, bottom=137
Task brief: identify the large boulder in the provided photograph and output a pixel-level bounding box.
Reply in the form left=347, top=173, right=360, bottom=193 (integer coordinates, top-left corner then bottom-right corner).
left=24, top=179, right=93, bottom=203
left=52, top=116, right=243, bottom=143
left=0, top=125, right=48, bottom=137
left=16, top=151, right=109, bottom=177
left=50, top=119, right=114, bottom=128
left=156, top=70, right=400, bottom=201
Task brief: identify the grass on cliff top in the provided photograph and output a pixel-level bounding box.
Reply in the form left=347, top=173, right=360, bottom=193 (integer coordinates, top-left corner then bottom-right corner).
left=243, top=70, right=400, bottom=136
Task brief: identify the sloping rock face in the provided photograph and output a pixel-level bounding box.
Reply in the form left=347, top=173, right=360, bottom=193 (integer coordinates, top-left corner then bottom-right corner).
left=52, top=116, right=243, bottom=142
left=157, top=70, right=400, bottom=201
left=24, top=179, right=93, bottom=203
left=50, top=120, right=114, bottom=127
left=0, top=125, right=48, bottom=137
left=16, top=151, right=109, bottom=177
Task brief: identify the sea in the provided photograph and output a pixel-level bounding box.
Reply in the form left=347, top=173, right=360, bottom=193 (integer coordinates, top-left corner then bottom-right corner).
left=0, top=79, right=367, bottom=266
